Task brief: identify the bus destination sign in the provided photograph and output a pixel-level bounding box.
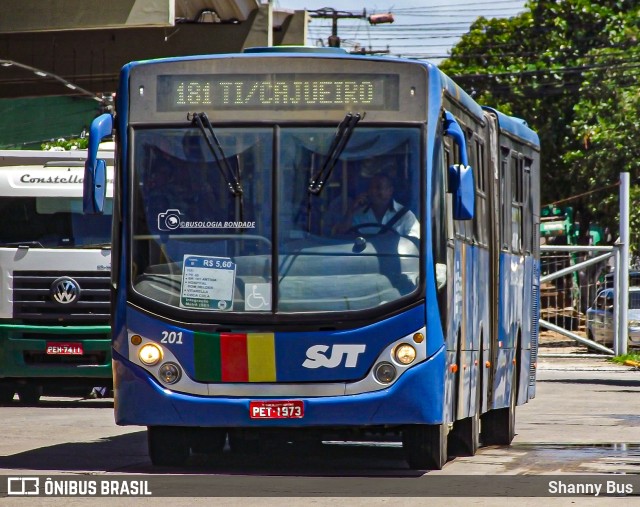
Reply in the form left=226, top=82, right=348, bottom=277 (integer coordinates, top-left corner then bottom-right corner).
left=156, top=73, right=399, bottom=112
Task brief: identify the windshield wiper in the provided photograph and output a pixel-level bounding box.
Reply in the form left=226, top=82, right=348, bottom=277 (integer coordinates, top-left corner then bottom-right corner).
left=190, top=112, right=243, bottom=197
left=308, top=112, right=364, bottom=196
left=191, top=111, right=245, bottom=226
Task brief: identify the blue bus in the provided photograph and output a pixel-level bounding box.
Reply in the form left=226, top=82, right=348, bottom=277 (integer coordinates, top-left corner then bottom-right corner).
left=84, top=47, right=540, bottom=469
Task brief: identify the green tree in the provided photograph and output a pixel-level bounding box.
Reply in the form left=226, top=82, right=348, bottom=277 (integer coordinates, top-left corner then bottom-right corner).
left=439, top=0, right=640, bottom=245
left=41, top=136, right=88, bottom=151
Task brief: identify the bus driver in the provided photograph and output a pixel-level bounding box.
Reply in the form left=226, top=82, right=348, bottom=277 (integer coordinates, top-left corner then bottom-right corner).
left=333, top=172, right=420, bottom=239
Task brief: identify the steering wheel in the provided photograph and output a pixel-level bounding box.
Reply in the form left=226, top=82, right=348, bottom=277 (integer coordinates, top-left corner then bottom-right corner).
left=345, top=222, right=390, bottom=236
left=345, top=223, right=419, bottom=250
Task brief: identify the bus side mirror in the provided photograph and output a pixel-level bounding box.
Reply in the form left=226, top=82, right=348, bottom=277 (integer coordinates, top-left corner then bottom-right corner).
left=443, top=111, right=475, bottom=221
left=448, top=164, right=475, bottom=220
left=84, top=113, right=113, bottom=214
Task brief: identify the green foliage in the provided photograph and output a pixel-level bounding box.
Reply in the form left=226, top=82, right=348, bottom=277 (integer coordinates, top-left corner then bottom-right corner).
left=41, top=136, right=88, bottom=151
left=610, top=353, right=640, bottom=365
left=440, top=0, right=640, bottom=253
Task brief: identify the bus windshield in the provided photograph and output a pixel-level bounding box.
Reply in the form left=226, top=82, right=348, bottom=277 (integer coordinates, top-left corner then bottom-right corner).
left=131, top=126, right=421, bottom=315
left=0, top=196, right=113, bottom=248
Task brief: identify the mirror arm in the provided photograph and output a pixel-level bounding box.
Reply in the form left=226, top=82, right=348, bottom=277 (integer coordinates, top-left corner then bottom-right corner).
left=443, top=111, right=469, bottom=167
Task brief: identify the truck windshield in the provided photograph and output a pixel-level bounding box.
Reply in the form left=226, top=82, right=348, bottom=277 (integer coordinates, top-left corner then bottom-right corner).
left=130, top=126, right=421, bottom=316
left=0, top=197, right=113, bottom=248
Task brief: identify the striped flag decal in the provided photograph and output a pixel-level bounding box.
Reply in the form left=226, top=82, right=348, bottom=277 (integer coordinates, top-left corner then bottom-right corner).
left=194, top=332, right=276, bottom=382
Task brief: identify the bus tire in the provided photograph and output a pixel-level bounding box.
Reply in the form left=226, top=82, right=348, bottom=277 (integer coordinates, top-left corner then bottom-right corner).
left=148, top=426, right=190, bottom=466
left=402, top=423, right=448, bottom=470
left=0, top=384, right=15, bottom=404
left=228, top=431, right=261, bottom=454
left=448, top=356, right=481, bottom=457
left=189, top=428, right=227, bottom=455
left=448, top=411, right=480, bottom=456
left=16, top=385, right=41, bottom=404
left=481, top=366, right=517, bottom=445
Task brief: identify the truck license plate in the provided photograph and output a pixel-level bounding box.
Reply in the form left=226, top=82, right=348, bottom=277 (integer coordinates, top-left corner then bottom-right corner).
left=46, top=342, right=84, bottom=355
left=249, top=400, right=304, bottom=419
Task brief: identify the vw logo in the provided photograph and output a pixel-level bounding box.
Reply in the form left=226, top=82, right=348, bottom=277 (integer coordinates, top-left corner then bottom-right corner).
left=50, top=277, right=80, bottom=304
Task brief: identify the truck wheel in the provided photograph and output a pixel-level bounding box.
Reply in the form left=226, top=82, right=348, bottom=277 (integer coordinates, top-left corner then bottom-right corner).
left=148, top=426, right=190, bottom=466
left=402, top=423, right=448, bottom=470
left=17, top=385, right=41, bottom=404
left=0, top=385, right=15, bottom=404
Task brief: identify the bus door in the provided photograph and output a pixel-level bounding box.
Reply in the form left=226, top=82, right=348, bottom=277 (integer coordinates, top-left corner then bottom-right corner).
left=485, top=111, right=501, bottom=410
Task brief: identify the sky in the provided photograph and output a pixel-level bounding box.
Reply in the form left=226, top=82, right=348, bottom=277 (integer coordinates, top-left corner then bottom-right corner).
left=274, top=0, right=527, bottom=64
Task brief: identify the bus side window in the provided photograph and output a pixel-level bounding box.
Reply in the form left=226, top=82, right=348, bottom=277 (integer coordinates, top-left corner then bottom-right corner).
left=499, top=146, right=511, bottom=251
left=511, top=153, right=524, bottom=253
left=473, top=136, right=488, bottom=247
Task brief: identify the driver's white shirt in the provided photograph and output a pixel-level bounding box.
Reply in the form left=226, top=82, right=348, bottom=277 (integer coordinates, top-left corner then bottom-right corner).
left=352, top=199, right=420, bottom=239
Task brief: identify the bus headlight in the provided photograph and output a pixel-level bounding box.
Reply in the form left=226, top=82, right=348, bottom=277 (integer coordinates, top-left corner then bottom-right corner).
left=139, top=343, right=162, bottom=365
left=394, top=343, right=417, bottom=365
left=158, top=362, right=182, bottom=384
left=374, top=362, right=397, bottom=384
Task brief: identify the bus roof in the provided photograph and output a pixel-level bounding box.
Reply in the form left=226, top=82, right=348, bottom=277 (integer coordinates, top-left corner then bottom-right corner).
left=482, top=107, right=540, bottom=147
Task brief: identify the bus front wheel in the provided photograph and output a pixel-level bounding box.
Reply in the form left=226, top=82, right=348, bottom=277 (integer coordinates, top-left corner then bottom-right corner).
left=148, top=426, right=190, bottom=466
left=402, top=423, right=448, bottom=470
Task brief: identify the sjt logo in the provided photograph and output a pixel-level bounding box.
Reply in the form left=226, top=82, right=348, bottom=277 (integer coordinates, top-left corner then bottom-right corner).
left=302, top=344, right=366, bottom=369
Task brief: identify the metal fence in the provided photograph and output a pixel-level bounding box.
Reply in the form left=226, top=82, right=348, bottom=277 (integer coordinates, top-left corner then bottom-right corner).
left=539, top=244, right=629, bottom=355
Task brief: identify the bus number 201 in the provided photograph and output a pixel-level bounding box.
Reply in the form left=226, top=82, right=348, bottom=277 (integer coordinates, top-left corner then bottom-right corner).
left=161, top=331, right=184, bottom=344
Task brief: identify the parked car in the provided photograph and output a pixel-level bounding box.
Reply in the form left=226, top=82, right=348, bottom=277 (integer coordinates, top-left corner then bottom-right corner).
left=585, top=287, right=640, bottom=349
left=602, top=270, right=640, bottom=290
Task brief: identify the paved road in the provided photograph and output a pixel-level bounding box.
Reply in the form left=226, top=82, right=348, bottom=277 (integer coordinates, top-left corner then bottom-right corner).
left=0, top=355, right=638, bottom=505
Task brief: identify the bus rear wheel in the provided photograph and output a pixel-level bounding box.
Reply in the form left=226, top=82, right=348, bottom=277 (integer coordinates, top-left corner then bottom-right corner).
left=402, top=423, right=448, bottom=470
left=148, top=426, right=190, bottom=466
left=481, top=368, right=517, bottom=445
left=448, top=412, right=480, bottom=456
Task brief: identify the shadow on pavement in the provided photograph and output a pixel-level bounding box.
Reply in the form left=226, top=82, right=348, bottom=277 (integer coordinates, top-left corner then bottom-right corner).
left=0, top=433, right=424, bottom=478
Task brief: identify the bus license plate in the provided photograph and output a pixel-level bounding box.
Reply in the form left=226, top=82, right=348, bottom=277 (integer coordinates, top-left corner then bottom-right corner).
left=249, top=400, right=304, bottom=419
left=46, top=342, right=84, bottom=355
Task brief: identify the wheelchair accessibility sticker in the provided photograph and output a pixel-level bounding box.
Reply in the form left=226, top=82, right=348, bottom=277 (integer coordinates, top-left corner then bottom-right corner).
left=245, top=283, right=271, bottom=311
left=180, top=255, right=236, bottom=311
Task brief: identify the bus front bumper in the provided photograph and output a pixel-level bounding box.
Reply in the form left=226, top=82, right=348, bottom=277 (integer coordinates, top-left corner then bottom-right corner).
left=114, top=345, right=446, bottom=428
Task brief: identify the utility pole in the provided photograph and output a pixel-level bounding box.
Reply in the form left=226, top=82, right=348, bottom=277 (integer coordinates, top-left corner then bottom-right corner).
left=308, top=8, right=393, bottom=50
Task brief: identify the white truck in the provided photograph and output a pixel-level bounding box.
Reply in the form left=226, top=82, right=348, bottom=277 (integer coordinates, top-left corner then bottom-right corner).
left=0, top=147, right=113, bottom=403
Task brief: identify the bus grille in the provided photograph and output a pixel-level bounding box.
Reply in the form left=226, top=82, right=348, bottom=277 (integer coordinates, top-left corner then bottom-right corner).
left=13, top=271, right=110, bottom=325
